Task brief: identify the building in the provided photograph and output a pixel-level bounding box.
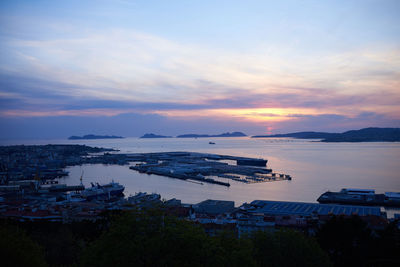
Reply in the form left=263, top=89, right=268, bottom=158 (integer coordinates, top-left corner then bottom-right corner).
left=192, top=199, right=235, bottom=215
left=248, top=200, right=382, bottom=217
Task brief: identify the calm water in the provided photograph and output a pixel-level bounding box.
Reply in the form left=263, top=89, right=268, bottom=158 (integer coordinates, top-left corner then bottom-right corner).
left=7, top=137, right=399, bottom=206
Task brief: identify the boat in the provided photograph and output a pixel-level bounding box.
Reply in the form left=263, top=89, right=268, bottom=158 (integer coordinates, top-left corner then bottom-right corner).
left=81, top=181, right=124, bottom=200
left=317, top=188, right=400, bottom=207
left=209, top=142, right=215, bottom=145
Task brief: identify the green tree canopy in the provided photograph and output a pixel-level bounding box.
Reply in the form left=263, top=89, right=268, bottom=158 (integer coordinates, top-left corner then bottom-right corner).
left=81, top=209, right=331, bottom=267
left=251, top=229, right=332, bottom=267
left=0, top=225, right=47, bottom=267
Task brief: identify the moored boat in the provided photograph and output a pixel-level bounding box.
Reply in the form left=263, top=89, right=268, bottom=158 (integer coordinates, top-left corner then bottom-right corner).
left=317, top=188, right=400, bottom=207
left=81, top=181, right=124, bottom=200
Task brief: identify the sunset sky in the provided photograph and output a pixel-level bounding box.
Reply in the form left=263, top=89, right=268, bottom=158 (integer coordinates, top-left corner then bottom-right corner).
left=1, top=0, right=399, bottom=139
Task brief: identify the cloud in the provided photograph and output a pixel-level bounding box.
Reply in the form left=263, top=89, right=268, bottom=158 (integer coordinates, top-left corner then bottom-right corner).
left=0, top=25, right=399, bottom=138
left=1, top=110, right=399, bottom=140
left=0, top=112, right=266, bottom=140
left=2, top=28, right=399, bottom=101
left=266, top=112, right=400, bottom=133
left=1, top=71, right=399, bottom=119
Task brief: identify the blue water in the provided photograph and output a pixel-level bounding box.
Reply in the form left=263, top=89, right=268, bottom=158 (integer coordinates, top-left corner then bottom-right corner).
left=2, top=137, right=400, bottom=206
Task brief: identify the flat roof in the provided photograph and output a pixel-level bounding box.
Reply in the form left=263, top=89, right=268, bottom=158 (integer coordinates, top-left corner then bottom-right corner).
left=250, top=200, right=382, bottom=217
left=385, top=192, right=400, bottom=198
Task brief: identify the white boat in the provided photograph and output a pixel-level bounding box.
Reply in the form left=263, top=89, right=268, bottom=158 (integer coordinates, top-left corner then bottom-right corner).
left=81, top=181, right=124, bottom=200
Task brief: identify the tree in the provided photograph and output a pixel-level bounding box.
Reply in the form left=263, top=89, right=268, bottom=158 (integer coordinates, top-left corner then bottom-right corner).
left=317, top=216, right=400, bottom=266
left=0, top=225, right=47, bottom=267
left=81, top=209, right=330, bottom=266
left=81, top=209, right=225, bottom=266
left=317, top=216, right=372, bottom=266
left=251, top=229, right=332, bottom=267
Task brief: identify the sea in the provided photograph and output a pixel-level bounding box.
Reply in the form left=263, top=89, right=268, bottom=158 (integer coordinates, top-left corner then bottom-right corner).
left=2, top=137, right=400, bottom=210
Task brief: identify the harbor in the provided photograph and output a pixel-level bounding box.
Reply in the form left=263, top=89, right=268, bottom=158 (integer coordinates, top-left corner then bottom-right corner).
left=0, top=142, right=399, bottom=265
left=0, top=144, right=293, bottom=222
left=128, top=151, right=291, bottom=186
left=0, top=145, right=292, bottom=190
left=1, top=144, right=399, bottom=223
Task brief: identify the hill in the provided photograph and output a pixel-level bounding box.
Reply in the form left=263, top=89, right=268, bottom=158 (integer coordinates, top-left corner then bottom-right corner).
left=68, top=134, right=124, bottom=140
left=323, top=127, right=400, bottom=142
left=252, top=132, right=339, bottom=139
left=252, top=128, right=400, bottom=142
left=140, top=133, right=172, bottom=138
left=177, top=132, right=247, bottom=138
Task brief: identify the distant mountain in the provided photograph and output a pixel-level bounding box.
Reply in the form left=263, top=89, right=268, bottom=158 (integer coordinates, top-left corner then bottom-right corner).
left=177, top=132, right=247, bottom=138
left=252, top=128, right=400, bottom=142
left=323, top=127, right=400, bottom=142
left=68, top=134, right=124, bottom=140
left=252, top=131, right=339, bottom=139
left=140, top=133, right=172, bottom=138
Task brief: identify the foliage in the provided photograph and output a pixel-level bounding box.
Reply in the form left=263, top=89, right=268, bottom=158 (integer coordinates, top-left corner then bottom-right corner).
left=316, top=215, right=400, bottom=266
left=317, top=215, right=372, bottom=266
left=0, top=224, right=47, bottom=267
left=81, top=209, right=227, bottom=266
left=251, top=229, right=332, bottom=267
left=81, top=209, right=331, bottom=266
left=18, top=210, right=400, bottom=266
left=1, top=218, right=105, bottom=266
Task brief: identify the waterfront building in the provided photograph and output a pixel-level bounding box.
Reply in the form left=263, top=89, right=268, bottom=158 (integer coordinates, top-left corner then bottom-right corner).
left=192, top=199, right=235, bottom=215
left=248, top=200, right=382, bottom=217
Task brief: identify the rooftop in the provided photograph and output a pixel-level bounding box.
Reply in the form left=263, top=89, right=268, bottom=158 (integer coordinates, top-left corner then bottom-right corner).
left=249, top=200, right=382, bottom=217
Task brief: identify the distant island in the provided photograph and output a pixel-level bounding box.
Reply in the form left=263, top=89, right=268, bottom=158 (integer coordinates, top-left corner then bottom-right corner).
left=140, top=133, right=172, bottom=138
left=252, top=127, right=400, bottom=142
left=252, top=132, right=339, bottom=139
left=68, top=134, right=124, bottom=140
left=140, top=132, right=246, bottom=138
left=177, top=132, right=247, bottom=138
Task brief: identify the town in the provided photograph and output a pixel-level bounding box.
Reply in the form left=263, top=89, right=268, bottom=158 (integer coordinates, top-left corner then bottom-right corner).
left=0, top=144, right=396, bottom=237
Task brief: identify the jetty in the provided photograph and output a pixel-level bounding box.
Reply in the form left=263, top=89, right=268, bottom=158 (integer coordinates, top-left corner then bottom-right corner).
left=0, top=145, right=291, bottom=189
left=129, top=152, right=291, bottom=187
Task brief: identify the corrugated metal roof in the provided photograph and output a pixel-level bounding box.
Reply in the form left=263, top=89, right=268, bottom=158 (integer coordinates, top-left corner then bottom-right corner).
left=249, top=200, right=381, bottom=216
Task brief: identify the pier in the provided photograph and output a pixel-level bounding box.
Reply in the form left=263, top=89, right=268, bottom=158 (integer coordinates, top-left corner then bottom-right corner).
left=128, top=152, right=291, bottom=186
left=1, top=145, right=292, bottom=191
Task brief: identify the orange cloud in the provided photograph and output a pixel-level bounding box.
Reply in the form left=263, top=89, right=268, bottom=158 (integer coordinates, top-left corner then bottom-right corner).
left=153, top=107, right=329, bottom=123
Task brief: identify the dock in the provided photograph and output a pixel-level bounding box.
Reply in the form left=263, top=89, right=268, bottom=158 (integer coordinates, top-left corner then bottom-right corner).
left=128, top=152, right=291, bottom=186
left=0, top=145, right=291, bottom=189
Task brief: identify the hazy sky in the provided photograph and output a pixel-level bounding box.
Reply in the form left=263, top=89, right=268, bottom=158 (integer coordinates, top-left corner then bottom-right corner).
left=0, top=0, right=399, bottom=139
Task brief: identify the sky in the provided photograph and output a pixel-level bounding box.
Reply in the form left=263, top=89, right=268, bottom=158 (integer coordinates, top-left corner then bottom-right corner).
left=0, top=0, right=399, bottom=139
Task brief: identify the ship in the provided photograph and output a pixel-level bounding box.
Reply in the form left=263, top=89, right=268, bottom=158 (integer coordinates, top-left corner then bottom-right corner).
left=317, top=188, right=400, bottom=207
left=81, top=181, right=125, bottom=200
